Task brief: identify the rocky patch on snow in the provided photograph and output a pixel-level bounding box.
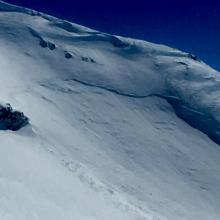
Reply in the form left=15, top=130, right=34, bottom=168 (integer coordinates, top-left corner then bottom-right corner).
left=0, top=103, right=29, bottom=131
left=64, top=51, right=73, bottom=59
left=40, top=39, right=56, bottom=50
left=81, top=56, right=95, bottom=63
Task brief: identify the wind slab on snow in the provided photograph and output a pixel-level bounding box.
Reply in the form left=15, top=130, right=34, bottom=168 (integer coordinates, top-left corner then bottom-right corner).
left=0, top=1, right=220, bottom=220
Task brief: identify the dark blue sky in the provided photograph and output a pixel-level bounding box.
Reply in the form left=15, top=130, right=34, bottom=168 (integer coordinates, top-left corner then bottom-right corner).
left=4, top=0, right=220, bottom=70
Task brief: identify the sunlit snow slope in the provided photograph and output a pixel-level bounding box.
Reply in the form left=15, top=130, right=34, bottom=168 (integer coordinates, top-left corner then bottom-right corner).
left=0, top=1, right=220, bottom=220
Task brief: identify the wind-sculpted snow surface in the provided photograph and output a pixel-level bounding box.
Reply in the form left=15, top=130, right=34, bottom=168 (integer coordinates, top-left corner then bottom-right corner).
left=0, top=1, right=220, bottom=220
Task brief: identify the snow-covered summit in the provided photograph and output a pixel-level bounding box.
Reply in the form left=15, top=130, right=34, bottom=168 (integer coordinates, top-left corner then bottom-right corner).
left=0, top=1, right=220, bottom=220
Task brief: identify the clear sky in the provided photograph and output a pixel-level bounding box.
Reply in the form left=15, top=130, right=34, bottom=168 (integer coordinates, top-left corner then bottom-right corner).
left=4, top=0, right=220, bottom=71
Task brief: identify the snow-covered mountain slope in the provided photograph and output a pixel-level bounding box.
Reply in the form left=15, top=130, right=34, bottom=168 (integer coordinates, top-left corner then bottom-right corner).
left=0, top=1, right=220, bottom=220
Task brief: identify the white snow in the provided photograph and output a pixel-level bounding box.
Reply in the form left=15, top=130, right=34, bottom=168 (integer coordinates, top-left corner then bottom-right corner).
left=0, top=1, right=220, bottom=220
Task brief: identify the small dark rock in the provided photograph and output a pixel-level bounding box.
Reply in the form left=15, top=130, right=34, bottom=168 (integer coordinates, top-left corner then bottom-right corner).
left=188, top=53, right=200, bottom=61
left=40, top=40, right=56, bottom=50
left=81, top=56, right=95, bottom=63
left=82, top=56, right=89, bottom=62
left=65, top=52, right=73, bottom=59
left=48, top=42, right=56, bottom=50
left=40, top=39, right=48, bottom=48
left=90, top=58, right=95, bottom=63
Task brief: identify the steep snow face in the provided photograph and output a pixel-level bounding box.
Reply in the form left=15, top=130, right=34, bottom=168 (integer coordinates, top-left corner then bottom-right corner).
left=0, top=1, right=220, bottom=220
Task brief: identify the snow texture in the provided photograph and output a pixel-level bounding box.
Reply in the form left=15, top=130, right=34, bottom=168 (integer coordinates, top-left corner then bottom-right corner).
left=0, top=1, right=220, bottom=220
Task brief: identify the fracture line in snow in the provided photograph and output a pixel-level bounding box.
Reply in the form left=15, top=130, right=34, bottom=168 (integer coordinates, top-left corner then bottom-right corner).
left=64, top=77, right=220, bottom=146
left=64, top=78, right=156, bottom=98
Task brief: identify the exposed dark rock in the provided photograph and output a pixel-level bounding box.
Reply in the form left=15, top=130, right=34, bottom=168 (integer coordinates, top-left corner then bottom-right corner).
left=65, top=52, right=73, bottom=59
left=48, top=42, right=56, bottom=50
left=40, top=40, right=56, bottom=50
left=40, top=39, right=48, bottom=48
left=81, top=56, right=95, bottom=63
left=90, top=58, right=95, bottom=63
left=81, top=57, right=89, bottom=62
left=0, top=103, right=29, bottom=131
left=188, top=53, right=200, bottom=62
